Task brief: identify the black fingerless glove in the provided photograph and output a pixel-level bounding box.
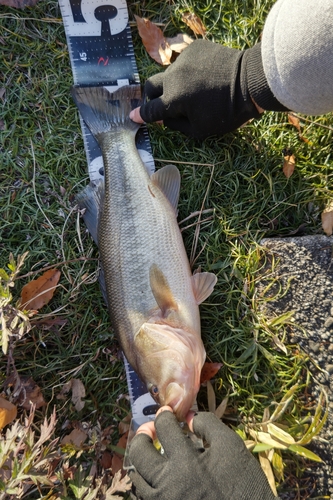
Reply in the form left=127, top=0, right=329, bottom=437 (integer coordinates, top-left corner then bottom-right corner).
left=139, top=39, right=287, bottom=139
left=129, top=411, right=279, bottom=500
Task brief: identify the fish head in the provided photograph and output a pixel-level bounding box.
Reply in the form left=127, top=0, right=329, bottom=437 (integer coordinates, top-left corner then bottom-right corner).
left=134, top=323, right=206, bottom=421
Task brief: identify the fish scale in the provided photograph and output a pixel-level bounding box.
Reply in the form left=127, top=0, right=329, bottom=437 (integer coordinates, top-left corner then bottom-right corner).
left=98, top=129, right=199, bottom=351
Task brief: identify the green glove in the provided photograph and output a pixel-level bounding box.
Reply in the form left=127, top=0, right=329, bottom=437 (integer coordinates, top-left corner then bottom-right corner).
left=129, top=410, right=279, bottom=500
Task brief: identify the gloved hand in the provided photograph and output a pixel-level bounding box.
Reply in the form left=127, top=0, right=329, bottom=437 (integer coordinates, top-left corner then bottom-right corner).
left=131, top=39, right=262, bottom=139
left=129, top=408, right=279, bottom=500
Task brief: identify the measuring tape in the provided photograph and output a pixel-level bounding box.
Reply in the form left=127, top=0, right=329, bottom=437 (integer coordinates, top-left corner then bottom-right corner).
left=58, top=0, right=158, bottom=429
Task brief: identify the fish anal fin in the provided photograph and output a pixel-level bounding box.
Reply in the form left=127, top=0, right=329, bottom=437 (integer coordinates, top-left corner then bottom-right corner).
left=149, top=264, right=178, bottom=317
left=151, top=165, right=180, bottom=214
left=192, top=272, right=217, bottom=305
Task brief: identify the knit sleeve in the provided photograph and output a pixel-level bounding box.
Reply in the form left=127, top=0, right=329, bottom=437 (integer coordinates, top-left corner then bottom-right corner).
left=260, top=0, right=333, bottom=115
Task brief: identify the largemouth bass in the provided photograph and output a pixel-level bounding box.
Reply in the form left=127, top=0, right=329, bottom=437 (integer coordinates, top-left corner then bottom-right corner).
left=72, top=85, right=217, bottom=421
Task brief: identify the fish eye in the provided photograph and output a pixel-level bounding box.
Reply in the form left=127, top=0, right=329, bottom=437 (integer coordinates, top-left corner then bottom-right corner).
left=150, top=385, right=159, bottom=397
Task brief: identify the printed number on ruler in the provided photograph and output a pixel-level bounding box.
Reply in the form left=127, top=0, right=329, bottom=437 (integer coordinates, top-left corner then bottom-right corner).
left=59, top=0, right=154, bottom=181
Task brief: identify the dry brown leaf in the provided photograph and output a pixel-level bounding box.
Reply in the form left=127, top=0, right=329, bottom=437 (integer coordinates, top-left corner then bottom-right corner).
left=20, top=378, right=46, bottom=409
left=118, top=413, right=131, bottom=435
left=283, top=153, right=296, bottom=178
left=135, top=15, right=172, bottom=66
left=0, top=0, right=38, bottom=8
left=111, top=431, right=129, bottom=477
left=288, top=113, right=311, bottom=144
left=61, top=428, right=88, bottom=447
left=8, top=375, right=46, bottom=410
left=21, top=269, right=61, bottom=310
left=71, top=378, right=86, bottom=412
left=166, top=33, right=193, bottom=54
left=100, top=450, right=113, bottom=469
left=106, top=470, right=132, bottom=496
left=259, top=451, right=278, bottom=496
left=57, top=378, right=86, bottom=411
left=321, top=201, right=333, bottom=235
left=288, top=113, right=301, bottom=133
left=182, top=12, right=206, bottom=36
left=0, top=397, right=17, bottom=429
left=214, top=396, right=229, bottom=420
left=206, top=380, right=216, bottom=413
left=200, top=362, right=222, bottom=384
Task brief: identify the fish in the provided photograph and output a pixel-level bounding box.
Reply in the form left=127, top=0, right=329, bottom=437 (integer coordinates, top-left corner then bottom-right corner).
left=71, top=84, right=217, bottom=421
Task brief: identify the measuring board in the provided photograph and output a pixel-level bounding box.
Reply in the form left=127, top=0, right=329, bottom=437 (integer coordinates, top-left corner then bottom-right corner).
left=58, top=0, right=158, bottom=430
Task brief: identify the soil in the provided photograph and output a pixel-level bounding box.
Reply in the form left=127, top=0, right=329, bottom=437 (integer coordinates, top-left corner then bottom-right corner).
left=259, top=236, right=333, bottom=499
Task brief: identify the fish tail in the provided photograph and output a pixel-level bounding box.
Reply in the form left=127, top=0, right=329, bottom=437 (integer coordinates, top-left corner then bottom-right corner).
left=71, top=84, right=141, bottom=139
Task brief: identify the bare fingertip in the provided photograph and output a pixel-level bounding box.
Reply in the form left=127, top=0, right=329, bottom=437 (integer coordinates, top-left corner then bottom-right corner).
left=156, top=405, right=173, bottom=417
left=130, top=106, right=145, bottom=124
left=185, top=411, right=197, bottom=433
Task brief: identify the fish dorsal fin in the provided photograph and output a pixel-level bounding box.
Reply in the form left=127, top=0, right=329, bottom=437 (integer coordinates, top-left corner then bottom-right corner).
left=191, top=272, right=217, bottom=305
left=151, top=165, right=180, bottom=213
left=149, top=264, right=178, bottom=316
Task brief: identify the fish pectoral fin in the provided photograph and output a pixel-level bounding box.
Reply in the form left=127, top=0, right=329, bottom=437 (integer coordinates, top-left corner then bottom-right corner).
left=76, top=179, right=105, bottom=245
left=149, top=264, right=178, bottom=317
left=151, top=165, right=180, bottom=214
left=191, top=272, right=217, bottom=305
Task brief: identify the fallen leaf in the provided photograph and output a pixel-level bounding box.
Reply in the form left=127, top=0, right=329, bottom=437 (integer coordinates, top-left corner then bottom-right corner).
left=71, top=378, right=86, bottom=412
left=20, top=269, right=61, bottom=310
left=166, top=33, right=193, bottom=54
left=111, top=431, right=129, bottom=477
left=283, top=153, right=296, bottom=178
left=16, top=376, right=46, bottom=409
left=0, top=397, right=17, bottom=429
left=0, top=0, right=38, bottom=8
left=206, top=380, right=216, bottom=413
left=57, top=378, right=86, bottom=411
left=101, top=450, right=113, bottom=469
left=182, top=12, right=206, bottom=36
left=200, top=362, right=222, bottom=384
left=118, top=413, right=131, bottom=435
left=288, top=113, right=301, bottom=133
left=259, top=451, right=278, bottom=496
left=214, top=396, right=229, bottom=420
left=106, top=470, right=131, bottom=496
left=31, top=316, right=68, bottom=331
left=61, top=428, right=87, bottom=447
left=321, top=201, right=333, bottom=235
left=288, top=113, right=311, bottom=144
left=0, top=119, right=4, bottom=131
left=135, top=15, right=172, bottom=65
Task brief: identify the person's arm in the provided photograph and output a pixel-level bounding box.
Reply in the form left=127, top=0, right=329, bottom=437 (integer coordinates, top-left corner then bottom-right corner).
left=129, top=406, right=279, bottom=500
left=130, top=0, right=333, bottom=139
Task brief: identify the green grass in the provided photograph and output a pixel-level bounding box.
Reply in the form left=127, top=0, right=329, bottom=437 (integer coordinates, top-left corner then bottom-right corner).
left=1, top=0, right=333, bottom=497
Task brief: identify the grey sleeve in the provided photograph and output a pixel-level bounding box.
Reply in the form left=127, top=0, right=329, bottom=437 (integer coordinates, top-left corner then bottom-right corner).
left=246, top=0, right=333, bottom=115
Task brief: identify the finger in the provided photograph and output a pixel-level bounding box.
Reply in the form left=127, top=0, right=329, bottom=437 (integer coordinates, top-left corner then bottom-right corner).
left=129, top=470, right=156, bottom=500
left=154, top=409, right=193, bottom=459
left=190, top=412, right=243, bottom=449
left=139, top=96, right=168, bottom=123
left=185, top=410, right=197, bottom=433
left=135, top=420, right=156, bottom=440
left=129, top=106, right=145, bottom=124
left=143, top=73, right=164, bottom=100
left=156, top=405, right=173, bottom=417
left=129, top=432, right=165, bottom=482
